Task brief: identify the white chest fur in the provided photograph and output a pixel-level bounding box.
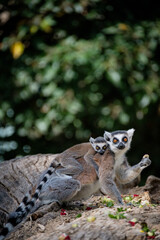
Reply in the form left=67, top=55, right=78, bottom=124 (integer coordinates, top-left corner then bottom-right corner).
left=114, top=152, right=125, bottom=169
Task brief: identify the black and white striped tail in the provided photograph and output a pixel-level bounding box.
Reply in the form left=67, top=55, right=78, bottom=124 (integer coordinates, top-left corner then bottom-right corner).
left=0, top=162, right=58, bottom=240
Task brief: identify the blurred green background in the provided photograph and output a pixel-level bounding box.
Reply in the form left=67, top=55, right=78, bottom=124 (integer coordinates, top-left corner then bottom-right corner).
left=0, top=0, right=160, bottom=182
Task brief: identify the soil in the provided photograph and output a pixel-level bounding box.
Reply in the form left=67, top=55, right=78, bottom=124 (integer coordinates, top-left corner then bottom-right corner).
left=5, top=176, right=160, bottom=240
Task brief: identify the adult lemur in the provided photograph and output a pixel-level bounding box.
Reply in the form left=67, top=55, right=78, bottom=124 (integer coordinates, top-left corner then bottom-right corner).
left=103, top=128, right=151, bottom=192
left=0, top=136, right=110, bottom=240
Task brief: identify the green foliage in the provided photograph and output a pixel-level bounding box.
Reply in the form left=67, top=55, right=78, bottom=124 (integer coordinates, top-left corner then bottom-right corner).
left=108, top=207, right=127, bottom=219
left=117, top=207, right=127, bottom=212
left=101, top=197, right=114, bottom=207
left=141, top=223, right=156, bottom=237
left=123, top=195, right=133, bottom=203
left=108, top=212, right=126, bottom=220
left=0, top=0, right=160, bottom=181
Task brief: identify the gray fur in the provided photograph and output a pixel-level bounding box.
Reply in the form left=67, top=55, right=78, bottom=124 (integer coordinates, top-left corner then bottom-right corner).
left=0, top=137, right=108, bottom=240
left=32, top=171, right=81, bottom=211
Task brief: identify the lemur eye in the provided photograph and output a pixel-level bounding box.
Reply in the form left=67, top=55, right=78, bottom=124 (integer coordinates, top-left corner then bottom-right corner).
left=96, top=146, right=100, bottom=150
left=103, top=145, right=107, bottom=150
left=123, top=137, right=128, bottom=143
left=113, top=138, right=118, bottom=144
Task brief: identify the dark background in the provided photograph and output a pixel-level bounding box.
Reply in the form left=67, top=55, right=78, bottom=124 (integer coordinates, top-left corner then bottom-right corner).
left=1, top=0, right=160, bottom=183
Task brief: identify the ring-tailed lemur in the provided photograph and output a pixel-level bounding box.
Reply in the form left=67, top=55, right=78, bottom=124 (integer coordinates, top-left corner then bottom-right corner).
left=103, top=128, right=151, bottom=187
left=0, top=136, right=108, bottom=240
left=0, top=131, right=151, bottom=240
left=49, top=136, right=108, bottom=177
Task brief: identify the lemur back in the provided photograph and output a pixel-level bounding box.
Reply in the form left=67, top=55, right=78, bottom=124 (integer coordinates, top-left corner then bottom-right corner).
left=51, top=136, right=107, bottom=177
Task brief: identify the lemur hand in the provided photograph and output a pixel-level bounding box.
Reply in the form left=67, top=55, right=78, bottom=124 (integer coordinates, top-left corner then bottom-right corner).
left=140, top=154, right=151, bottom=168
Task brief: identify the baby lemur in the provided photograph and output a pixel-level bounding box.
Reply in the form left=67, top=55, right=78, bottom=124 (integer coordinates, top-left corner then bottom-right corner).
left=50, top=136, right=107, bottom=177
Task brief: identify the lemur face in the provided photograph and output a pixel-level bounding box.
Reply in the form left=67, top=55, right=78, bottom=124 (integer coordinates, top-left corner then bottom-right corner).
left=103, top=129, right=135, bottom=155
left=89, top=136, right=108, bottom=155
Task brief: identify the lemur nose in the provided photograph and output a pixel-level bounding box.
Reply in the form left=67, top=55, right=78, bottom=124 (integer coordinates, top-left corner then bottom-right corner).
left=118, top=142, right=125, bottom=150
left=99, top=150, right=104, bottom=155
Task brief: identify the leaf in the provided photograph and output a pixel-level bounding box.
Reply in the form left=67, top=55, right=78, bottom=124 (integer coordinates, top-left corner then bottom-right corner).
left=72, top=223, right=78, bottom=228
left=10, top=41, right=25, bottom=59
left=108, top=212, right=126, bottom=219
left=87, top=216, right=96, bottom=222
left=142, top=223, right=149, bottom=232
left=101, top=197, right=114, bottom=207
left=118, top=213, right=126, bottom=219
left=106, top=201, right=114, bottom=207
left=108, top=213, right=117, bottom=219
left=123, top=195, right=133, bottom=203
left=117, top=207, right=127, bottom=212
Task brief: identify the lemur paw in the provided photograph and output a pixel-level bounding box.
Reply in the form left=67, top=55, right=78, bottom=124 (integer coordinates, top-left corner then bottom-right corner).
left=143, top=154, right=149, bottom=159
left=140, top=154, right=151, bottom=168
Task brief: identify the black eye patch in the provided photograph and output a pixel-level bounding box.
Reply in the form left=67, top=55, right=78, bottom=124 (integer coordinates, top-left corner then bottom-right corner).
left=113, top=138, right=119, bottom=144
left=103, top=145, right=107, bottom=150
left=122, top=136, right=128, bottom=143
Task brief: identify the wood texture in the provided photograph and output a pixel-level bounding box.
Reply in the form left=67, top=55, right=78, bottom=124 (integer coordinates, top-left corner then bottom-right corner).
left=0, top=154, right=58, bottom=225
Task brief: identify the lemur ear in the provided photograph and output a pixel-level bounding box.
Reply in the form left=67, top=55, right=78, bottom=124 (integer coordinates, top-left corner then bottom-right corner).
left=89, top=137, right=95, bottom=144
left=127, top=128, right=135, bottom=138
left=104, top=131, right=112, bottom=141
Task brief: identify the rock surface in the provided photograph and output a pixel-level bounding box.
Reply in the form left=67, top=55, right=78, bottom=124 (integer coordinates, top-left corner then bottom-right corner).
left=4, top=178, right=160, bottom=240
left=0, top=155, right=160, bottom=240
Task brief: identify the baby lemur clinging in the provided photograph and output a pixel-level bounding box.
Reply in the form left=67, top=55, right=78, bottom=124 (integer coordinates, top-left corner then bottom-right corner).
left=51, top=136, right=107, bottom=177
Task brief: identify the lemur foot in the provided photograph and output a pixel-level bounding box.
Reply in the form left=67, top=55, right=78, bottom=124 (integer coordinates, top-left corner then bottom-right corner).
left=140, top=154, right=151, bottom=168
left=126, top=202, right=133, bottom=206
left=118, top=197, right=124, bottom=205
